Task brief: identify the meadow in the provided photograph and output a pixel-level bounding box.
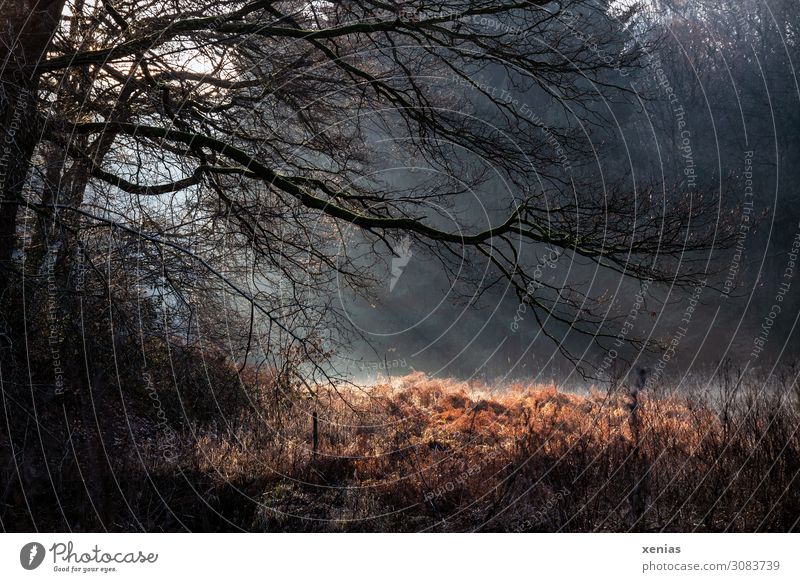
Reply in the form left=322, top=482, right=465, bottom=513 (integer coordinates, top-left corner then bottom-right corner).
left=124, top=368, right=799, bottom=532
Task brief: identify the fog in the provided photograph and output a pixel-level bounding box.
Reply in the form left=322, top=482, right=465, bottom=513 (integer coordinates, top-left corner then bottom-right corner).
left=331, top=0, right=800, bottom=387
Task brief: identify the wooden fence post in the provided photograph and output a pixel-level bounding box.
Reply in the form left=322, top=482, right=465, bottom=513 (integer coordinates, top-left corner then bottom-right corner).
left=312, top=410, right=318, bottom=456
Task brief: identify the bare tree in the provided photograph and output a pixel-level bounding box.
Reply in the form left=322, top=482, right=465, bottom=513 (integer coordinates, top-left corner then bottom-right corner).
left=0, top=0, right=734, bottom=381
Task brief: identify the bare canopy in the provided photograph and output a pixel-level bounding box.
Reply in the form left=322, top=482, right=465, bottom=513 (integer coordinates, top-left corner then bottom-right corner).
left=0, top=0, right=730, bottom=376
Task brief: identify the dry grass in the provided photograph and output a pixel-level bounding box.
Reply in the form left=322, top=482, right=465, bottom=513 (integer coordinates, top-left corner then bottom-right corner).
left=170, top=371, right=800, bottom=532
left=5, top=364, right=795, bottom=532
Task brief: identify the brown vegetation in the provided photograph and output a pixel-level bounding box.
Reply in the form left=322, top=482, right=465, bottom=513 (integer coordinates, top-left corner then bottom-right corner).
left=115, top=370, right=800, bottom=532
left=3, top=335, right=798, bottom=533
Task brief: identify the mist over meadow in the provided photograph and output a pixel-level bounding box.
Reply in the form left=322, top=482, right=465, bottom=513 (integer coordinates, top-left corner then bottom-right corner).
left=338, top=1, right=800, bottom=388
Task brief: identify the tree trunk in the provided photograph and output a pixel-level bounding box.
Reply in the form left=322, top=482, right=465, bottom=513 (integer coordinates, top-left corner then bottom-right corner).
left=0, top=0, right=65, bottom=290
